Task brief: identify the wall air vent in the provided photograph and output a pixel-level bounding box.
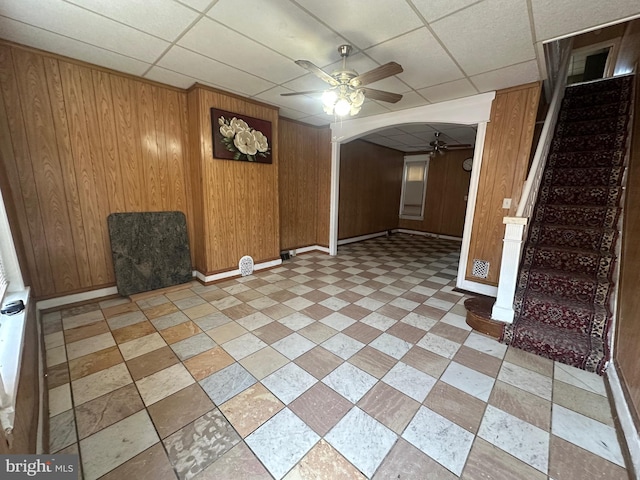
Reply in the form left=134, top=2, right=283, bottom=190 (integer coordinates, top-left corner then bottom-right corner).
left=472, top=259, right=490, bottom=279
left=239, top=256, right=254, bottom=277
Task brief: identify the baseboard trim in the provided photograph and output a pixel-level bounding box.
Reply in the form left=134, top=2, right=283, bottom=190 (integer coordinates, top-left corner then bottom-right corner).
left=35, top=286, right=119, bottom=312
left=293, top=245, right=330, bottom=254
left=393, top=229, right=463, bottom=241
left=607, top=362, right=640, bottom=478
left=337, top=231, right=388, bottom=245
left=195, top=258, right=282, bottom=283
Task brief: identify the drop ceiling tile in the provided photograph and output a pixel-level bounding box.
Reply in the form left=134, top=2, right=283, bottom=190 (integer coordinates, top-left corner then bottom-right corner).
left=431, top=0, right=535, bottom=76
left=157, top=46, right=274, bottom=96
left=254, top=86, right=325, bottom=116
left=470, top=60, right=540, bottom=92
left=0, top=0, right=169, bottom=63
left=418, top=78, right=478, bottom=104
left=386, top=133, right=424, bottom=145
left=65, top=0, right=199, bottom=40
left=322, top=52, right=409, bottom=93
left=385, top=92, right=430, bottom=111
left=412, top=0, right=481, bottom=23
left=297, top=114, right=332, bottom=127
left=207, top=0, right=348, bottom=65
left=531, top=0, right=640, bottom=42
left=366, top=28, right=465, bottom=90
left=0, top=17, right=151, bottom=76
left=176, top=0, right=214, bottom=13
left=143, top=66, right=199, bottom=89
left=282, top=74, right=332, bottom=96
left=278, top=107, right=309, bottom=121
left=295, top=0, right=422, bottom=49
left=178, top=17, right=302, bottom=84
left=399, top=124, right=436, bottom=135
left=437, top=126, right=477, bottom=145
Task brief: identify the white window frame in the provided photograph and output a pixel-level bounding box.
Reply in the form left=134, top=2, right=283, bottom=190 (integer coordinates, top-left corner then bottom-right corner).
left=399, top=154, right=430, bottom=221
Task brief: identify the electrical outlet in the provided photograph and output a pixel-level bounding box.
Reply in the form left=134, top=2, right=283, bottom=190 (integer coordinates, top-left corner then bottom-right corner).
left=502, top=198, right=512, bottom=209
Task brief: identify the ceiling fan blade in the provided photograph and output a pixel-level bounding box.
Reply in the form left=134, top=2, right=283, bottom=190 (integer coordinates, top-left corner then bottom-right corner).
left=295, top=60, right=338, bottom=86
left=350, top=62, right=403, bottom=87
left=445, top=144, right=473, bottom=149
left=280, top=90, right=325, bottom=97
left=361, top=87, right=402, bottom=103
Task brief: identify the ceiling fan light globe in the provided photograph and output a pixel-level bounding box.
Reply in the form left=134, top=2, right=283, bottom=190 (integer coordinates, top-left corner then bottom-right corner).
left=322, top=90, right=338, bottom=107
left=350, top=104, right=362, bottom=116
left=334, top=98, right=351, bottom=116
left=350, top=89, right=365, bottom=106
left=322, top=103, right=335, bottom=115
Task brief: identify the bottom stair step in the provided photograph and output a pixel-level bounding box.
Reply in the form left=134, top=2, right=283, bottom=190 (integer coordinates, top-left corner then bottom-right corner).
left=501, top=319, right=609, bottom=374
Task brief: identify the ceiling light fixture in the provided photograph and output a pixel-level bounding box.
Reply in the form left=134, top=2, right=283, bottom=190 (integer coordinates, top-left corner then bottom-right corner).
left=282, top=44, right=404, bottom=118
left=322, top=84, right=365, bottom=116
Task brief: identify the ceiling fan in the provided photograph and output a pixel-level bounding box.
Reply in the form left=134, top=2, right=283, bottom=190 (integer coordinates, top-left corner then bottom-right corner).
left=424, top=132, right=473, bottom=155
left=281, top=45, right=403, bottom=116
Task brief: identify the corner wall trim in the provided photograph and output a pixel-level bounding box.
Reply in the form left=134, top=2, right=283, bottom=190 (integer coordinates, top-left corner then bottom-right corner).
left=36, top=286, right=119, bottom=311
left=195, top=258, right=282, bottom=283
left=295, top=245, right=330, bottom=254
left=337, top=231, right=388, bottom=246
left=607, top=363, right=640, bottom=477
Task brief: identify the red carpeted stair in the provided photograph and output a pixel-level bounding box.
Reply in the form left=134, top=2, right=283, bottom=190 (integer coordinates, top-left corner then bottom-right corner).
left=501, top=74, right=634, bottom=374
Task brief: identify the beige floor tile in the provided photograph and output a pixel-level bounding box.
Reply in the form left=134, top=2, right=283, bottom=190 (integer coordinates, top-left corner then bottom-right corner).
left=489, top=381, right=551, bottom=431
left=183, top=346, right=235, bottom=381
left=160, top=320, right=202, bottom=344
left=99, top=443, right=177, bottom=480
left=66, top=332, right=116, bottom=360
left=548, top=435, right=628, bottom=480
left=111, top=321, right=156, bottom=344
left=504, top=346, right=554, bottom=377
left=283, top=439, right=366, bottom=480
left=553, top=380, right=615, bottom=426
left=424, top=381, right=487, bottom=434
left=68, top=345, right=123, bottom=381
left=49, top=383, right=72, bottom=416
left=80, top=410, right=159, bottom=480
left=72, top=362, right=132, bottom=406
left=239, top=346, right=289, bottom=380
left=119, top=332, right=167, bottom=361
left=64, top=320, right=110, bottom=344
left=462, top=437, right=546, bottom=480
left=147, top=383, right=214, bottom=438
left=207, top=322, right=248, bottom=344
left=126, top=346, right=180, bottom=381
left=220, top=383, right=284, bottom=437
left=136, top=363, right=195, bottom=406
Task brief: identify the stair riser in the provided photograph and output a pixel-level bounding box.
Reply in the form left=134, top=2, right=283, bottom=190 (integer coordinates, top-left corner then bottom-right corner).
left=526, top=247, right=614, bottom=276
left=562, top=88, right=632, bottom=109
left=552, top=132, right=626, bottom=154
left=534, top=205, right=619, bottom=229
left=528, top=225, right=617, bottom=252
left=555, top=116, right=628, bottom=138
left=559, top=101, right=629, bottom=122
left=539, top=186, right=621, bottom=207
left=564, top=77, right=632, bottom=97
left=544, top=167, right=622, bottom=187
left=548, top=150, right=625, bottom=169
left=519, top=271, right=611, bottom=306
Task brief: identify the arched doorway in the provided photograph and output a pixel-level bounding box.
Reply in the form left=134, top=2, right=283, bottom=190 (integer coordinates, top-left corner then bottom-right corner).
left=327, top=92, right=496, bottom=294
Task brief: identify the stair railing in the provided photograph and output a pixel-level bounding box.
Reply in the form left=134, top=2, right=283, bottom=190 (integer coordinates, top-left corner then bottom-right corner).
left=491, top=38, right=573, bottom=323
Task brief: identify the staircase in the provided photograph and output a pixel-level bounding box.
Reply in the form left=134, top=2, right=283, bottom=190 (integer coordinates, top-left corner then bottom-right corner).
left=501, top=75, right=634, bottom=375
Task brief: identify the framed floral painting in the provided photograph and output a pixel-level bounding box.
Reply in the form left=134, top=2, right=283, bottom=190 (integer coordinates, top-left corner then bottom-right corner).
left=211, top=108, right=272, bottom=164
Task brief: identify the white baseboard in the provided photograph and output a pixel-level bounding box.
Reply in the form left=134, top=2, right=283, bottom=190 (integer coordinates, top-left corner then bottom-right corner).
left=35, top=286, right=119, bottom=312
left=393, top=229, right=463, bottom=242
left=195, top=258, right=282, bottom=283
left=291, top=245, right=330, bottom=254
left=337, top=231, right=389, bottom=246
left=607, top=363, right=640, bottom=477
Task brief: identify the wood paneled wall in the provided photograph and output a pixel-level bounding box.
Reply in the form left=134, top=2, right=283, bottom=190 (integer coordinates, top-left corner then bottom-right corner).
left=615, top=71, right=640, bottom=430
left=278, top=118, right=331, bottom=250
left=465, top=82, right=541, bottom=286
left=338, top=140, right=404, bottom=240
left=316, top=128, right=332, bottom=247
left=0, top=43, right=192, bottom=298
left=187, top=85, right=280, bottom=274
left=0, top=303, right=39, bottom=454
left=399, top=149, right=473, bottom=237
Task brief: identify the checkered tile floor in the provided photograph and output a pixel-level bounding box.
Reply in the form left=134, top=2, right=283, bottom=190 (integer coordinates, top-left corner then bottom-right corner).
left=43, top=234, right=629, bottom=479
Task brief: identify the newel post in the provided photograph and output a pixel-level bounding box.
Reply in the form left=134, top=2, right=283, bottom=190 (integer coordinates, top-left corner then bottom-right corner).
left=491, top=217, right=527, bottom=323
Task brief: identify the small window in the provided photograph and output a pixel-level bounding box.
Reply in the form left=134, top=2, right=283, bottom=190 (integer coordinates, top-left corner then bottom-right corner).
left=399, top=155, right=429, bottom=220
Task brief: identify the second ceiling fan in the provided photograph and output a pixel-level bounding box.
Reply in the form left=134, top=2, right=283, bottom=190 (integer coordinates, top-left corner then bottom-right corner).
left=282, top=45, right=403, bottom=116
left=424, top=132, right=472, bottom=155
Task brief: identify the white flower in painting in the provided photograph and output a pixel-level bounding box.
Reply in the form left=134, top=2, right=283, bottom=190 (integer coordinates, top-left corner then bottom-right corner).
left=253, top=130, right=269, bottom=153
left=219, top=123, right=234, bottom=138
left=218, top=116, right=226, bottom=126
left=230, top=117, right=250, bottom=134
left=234, top=130, right=258, bottom=155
